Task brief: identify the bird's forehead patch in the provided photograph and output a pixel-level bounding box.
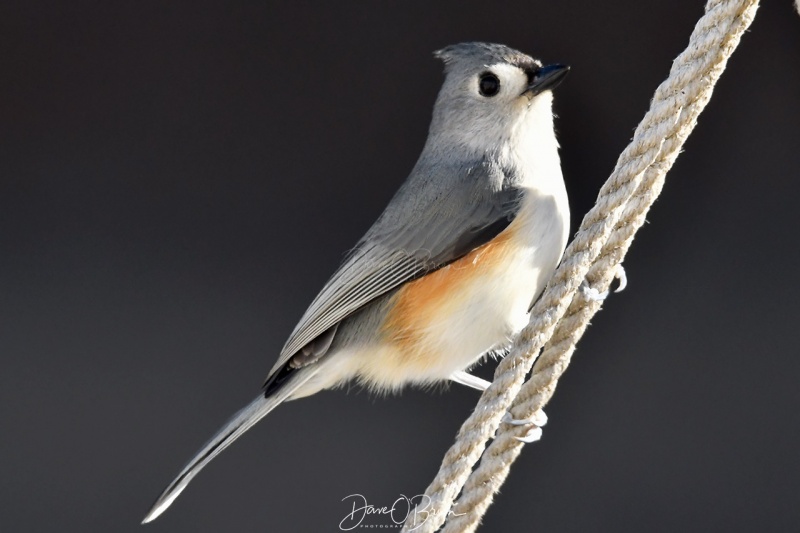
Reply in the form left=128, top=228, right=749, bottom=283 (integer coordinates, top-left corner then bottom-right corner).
left=512, top=57, right=542, bottom=72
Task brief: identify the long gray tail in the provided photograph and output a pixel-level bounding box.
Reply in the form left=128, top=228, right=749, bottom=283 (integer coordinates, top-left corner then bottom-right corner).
left=142, top=368, right=316, bottom=524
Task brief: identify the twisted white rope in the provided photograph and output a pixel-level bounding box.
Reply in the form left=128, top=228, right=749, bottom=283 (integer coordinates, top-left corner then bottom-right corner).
left=402, top=1, right=760, bottom=531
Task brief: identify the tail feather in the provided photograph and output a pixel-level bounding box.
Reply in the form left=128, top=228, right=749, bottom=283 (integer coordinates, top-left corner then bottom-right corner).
left=142, top=368, right=316, bottom=524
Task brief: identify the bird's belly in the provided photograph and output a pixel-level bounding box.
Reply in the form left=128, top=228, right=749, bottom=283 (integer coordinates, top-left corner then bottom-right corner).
left=356, top=214, right=565, bottom=390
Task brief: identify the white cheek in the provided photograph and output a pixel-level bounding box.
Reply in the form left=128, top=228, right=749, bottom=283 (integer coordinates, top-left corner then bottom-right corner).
left=486, top=63, right=527, bottom=97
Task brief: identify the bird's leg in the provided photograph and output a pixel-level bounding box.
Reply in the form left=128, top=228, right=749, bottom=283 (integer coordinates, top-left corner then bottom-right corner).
left=452, top=371, right=547, bottom=443
left=450, top=371, right=491, bottom=391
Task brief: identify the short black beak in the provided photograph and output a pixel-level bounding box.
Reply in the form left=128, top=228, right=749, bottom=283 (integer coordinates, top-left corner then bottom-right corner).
left=524, top=64, right=570, bottom=97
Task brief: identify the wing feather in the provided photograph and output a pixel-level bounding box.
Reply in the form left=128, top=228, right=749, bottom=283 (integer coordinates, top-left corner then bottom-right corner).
left=266, top=157, right=524, bottom=378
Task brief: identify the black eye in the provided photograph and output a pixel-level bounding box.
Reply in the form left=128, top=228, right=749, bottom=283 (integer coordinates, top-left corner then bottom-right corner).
left=478, top=72, right=500, bottom=97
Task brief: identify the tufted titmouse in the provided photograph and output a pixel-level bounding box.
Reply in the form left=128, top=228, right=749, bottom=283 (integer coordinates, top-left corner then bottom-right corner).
left=143, top=42, right=570, bottom=523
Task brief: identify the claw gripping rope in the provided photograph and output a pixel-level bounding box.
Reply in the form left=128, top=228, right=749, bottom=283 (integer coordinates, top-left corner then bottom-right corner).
left=402, top=1, right=761, bottom=531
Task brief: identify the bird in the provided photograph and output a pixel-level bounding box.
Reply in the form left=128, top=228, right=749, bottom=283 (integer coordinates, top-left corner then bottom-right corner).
left=142, top=42, right=570, bottom=523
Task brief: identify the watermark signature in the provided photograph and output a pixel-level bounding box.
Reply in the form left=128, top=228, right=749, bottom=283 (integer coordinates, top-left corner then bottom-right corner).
left=339, top=493, right=465, bottom=531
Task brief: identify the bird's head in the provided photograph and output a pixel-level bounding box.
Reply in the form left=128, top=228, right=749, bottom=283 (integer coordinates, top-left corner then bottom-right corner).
left=428, top=42, right=569, bottom=158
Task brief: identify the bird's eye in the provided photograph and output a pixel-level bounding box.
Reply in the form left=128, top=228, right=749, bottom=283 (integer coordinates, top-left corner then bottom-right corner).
left=478, top=72, right=500, bottom=97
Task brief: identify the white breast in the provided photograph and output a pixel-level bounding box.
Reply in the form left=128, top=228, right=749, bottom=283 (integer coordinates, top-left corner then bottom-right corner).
left=423, top=185, right=569, bottom=377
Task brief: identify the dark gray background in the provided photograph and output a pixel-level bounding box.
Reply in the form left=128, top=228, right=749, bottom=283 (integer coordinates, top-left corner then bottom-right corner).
left=2, top=1, right=799, bottom=532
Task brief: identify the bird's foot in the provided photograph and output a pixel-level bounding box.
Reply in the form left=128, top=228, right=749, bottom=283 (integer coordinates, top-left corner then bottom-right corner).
left=502, top=410, right=547, bottom=443
left=580, top=264, right=627, bottom=301
left=614, top=264, right=628, bottom=293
